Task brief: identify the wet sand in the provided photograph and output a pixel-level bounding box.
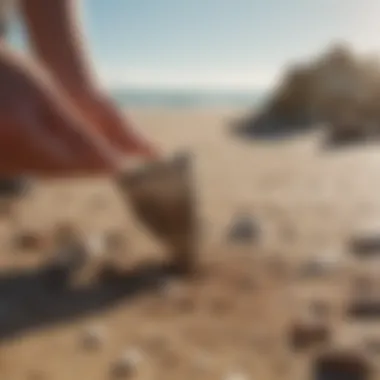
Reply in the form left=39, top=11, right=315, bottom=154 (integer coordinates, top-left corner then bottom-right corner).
left=0, top=108, right=380, bottom=379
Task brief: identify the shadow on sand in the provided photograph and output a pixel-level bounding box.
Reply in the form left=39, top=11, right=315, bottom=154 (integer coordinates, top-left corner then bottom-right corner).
left=0, top=261, right=176, bottom=342
left=229, top=111, right=318, bottom=142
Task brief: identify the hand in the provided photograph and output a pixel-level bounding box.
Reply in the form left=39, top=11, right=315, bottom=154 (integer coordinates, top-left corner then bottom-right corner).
left=0, top=46, right=121, bottom=177
left=19, top=0, right=159, bottom=160
left=73, top=90, right=160, bottom=159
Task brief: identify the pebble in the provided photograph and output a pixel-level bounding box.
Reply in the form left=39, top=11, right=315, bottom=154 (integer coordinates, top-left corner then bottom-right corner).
left=289, top=317, right=330, bottom=350
left=298, top=251, right=343, bottom=278
left=228, top=213, right=260, bottom=243
left=111, top=349, right=143, bottom=378
left=53, top=240, right=87, bottom=272
left=159, top=280, right=184, bottom=299
left=86, top=234, right=106, bottom=258
left=82, top=324, right=106, bottom=350
left=313, top=350, right=371, bottom=378
left=349, top=220, right=380, bottom=257
left=52, top=224, right=89, bottom=271
left=0, top=176, right=34, bottom=199
left=12, top=230, right=45, bottom=251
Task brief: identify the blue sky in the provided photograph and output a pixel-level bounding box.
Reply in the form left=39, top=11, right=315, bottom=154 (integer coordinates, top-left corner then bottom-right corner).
left=10, top=0, right=380, bottom=90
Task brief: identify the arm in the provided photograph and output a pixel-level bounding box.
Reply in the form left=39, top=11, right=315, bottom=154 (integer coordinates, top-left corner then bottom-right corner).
left=19, top=0, right=98, bottom=99
left=0, top=42, right=118, bottom=176
left=20, top=0, right=158, bottom=158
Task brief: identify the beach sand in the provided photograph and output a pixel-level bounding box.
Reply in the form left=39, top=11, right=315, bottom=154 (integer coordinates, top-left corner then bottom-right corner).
left=0, top=108, right=380, bottom=379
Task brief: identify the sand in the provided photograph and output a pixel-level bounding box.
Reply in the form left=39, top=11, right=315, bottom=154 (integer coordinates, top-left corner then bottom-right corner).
left=0, top=107, right=380, bottom=379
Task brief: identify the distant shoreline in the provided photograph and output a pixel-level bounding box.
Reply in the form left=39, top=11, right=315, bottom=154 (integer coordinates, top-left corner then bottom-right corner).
left=111, top=88, right=266, bottom=109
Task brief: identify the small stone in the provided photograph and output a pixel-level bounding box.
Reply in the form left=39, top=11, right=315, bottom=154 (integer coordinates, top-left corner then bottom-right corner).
left=350, top=236, right=380, bottom=258
left=111, top=349, right=143, bottom=378
left=51, top=224, right=88, bottom=271
left=312, top=350, right=372, bottom=380
left=228, top=213, right=260, bottom=243
left=86, top=234, right=106, bottom=258
left=159, top=280, right=183, bottom=299
left=298, top=251, right=343, bottom=279
left=12, top=230, right=45, bottom=251
left=82, top=324, right=106, bottom=350
left=289, top=317, right=330, bottom=350
left=0, top=176, right=34, bottom=199
left=350, top=220, right=380, bottom=258
left=347, top=295, right=380, bottom=319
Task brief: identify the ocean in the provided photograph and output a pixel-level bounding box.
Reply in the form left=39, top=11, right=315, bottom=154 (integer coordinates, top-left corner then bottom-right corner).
left=111, top=88, right=266, bottom=108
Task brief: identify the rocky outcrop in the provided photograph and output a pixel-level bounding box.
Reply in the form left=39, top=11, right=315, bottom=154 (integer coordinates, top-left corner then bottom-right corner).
left=243, top=42, right=380, bottom=138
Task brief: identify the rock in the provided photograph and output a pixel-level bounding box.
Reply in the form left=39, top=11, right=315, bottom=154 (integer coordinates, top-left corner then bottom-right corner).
left=289, top=317, right=330, bottom=350
left=159, top=281, right=195, bottom=313
left=86, top=234, right=106, bottom=259
left=82, top=324, right=106, bottom=350
left=298, top=251, right=344, bottom=278
left=228, top=213, right=260, bottom=243
left=159, top=279, right=184, bottom=298
left=51, top=224, right=89, bottom=272
left=111, top=349, right=143, bottom=378
left=0, top=176, right=34, bottom=199
left=116, top=153, right=198, bottom=276
left=346, top=295, right=380, bottom=320
left=312, top=349, right=372, bottom=380
left=349, top=223, right=380, bottom=258
left=12, top=230, right=45, bottom=251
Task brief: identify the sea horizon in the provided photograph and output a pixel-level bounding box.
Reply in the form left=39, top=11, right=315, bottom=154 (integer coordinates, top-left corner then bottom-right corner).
left=110, top=87, right=268, bottom=109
